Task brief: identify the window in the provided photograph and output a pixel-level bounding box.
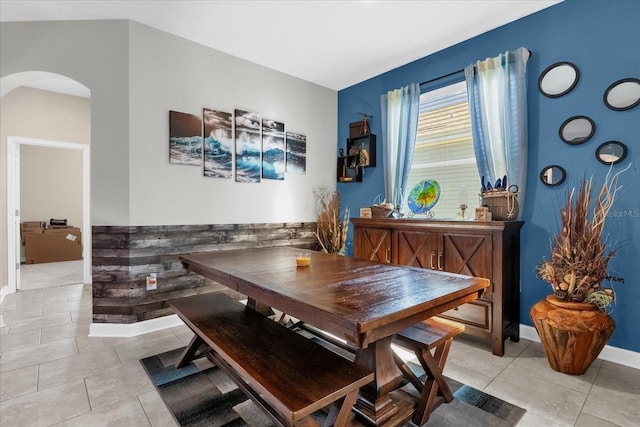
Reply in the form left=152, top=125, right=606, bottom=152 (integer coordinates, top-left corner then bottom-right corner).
left=404, top=81, right=479, bottom=219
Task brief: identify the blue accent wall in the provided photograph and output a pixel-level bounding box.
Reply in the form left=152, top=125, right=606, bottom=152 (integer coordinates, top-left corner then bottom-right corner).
left=337, top=0, right=640, bottom=353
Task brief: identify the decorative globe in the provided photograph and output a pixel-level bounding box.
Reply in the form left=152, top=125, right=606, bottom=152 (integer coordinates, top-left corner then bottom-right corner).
left=408, top=179, right=441, bottom=214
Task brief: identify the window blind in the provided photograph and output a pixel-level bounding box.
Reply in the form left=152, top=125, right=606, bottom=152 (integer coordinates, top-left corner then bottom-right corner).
left=405, top=81, right=480, bottom=219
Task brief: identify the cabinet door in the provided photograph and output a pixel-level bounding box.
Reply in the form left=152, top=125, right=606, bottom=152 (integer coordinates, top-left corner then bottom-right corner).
left=442, top=233, right=493, bottom=297
left=354, top=227, right=391, bottom=263
left=395, top=230, right=441, bottom=269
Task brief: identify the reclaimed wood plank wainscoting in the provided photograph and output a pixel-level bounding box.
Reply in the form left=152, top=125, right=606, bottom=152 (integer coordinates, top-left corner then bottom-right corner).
left=91, top=223, right=316, bottom=324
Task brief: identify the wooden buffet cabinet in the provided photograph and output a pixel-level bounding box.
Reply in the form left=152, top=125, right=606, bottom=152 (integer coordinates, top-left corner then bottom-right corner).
left=352, top=218, right=523, bottom=356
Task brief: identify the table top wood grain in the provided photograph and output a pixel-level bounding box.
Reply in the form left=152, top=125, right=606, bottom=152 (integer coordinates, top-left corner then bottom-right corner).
left=180, top=247, right=488, bottom=348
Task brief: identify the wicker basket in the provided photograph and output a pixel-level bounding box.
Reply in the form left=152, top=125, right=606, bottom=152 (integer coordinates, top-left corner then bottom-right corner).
left=481, top=190, right=519, bottom=220
left=370, top=205, right=394, bottom=218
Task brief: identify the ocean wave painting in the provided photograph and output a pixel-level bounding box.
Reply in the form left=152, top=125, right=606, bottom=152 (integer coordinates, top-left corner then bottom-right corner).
left=203, top=109, right=233, bottom=178
left=235, top=109, right=261, bottom=182
left=262, top=119, right=285, bottom=180
left=286, top=132, right=306, bottom=174
left=169, top=110, right=202, bottom=166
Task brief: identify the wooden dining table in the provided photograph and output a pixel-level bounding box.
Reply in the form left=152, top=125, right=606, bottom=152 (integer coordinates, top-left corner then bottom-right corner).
left=179, top=247, right=488, bottom=426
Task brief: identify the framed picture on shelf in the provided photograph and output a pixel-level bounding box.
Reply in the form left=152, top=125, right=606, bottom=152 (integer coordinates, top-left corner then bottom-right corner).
left=475, top=207, right=492, bottom=221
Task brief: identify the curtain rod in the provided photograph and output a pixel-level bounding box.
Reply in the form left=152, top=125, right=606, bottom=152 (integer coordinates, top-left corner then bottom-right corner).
left=420, top=48, right=532, bottom=87
left=420, top=69, right=464, bottom=87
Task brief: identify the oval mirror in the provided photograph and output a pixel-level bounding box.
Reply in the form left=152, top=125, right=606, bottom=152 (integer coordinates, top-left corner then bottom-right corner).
left=604, top=78, right=640, bottom=110
left=596, top=141, right=627, bottom=165
left=559, top=116, right=595, bottom=145
left=539, top=62, right=579, bottom=98
left=540, top=165, right=566, bottom=186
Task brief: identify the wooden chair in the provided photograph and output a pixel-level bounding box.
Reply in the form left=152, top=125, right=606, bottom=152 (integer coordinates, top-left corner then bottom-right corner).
left=392, top=316, right=465, bottom=426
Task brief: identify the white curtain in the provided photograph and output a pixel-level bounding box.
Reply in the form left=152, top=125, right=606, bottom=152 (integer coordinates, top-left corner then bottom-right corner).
left=380, top=83, right=420, bottom=208
left=465, top=47, right=529, bottom=217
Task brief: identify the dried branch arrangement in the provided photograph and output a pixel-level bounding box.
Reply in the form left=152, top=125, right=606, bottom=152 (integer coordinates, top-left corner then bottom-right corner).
left=537, top=169, right=627, bottom=310
left=313, top=187, right=350, bottom=255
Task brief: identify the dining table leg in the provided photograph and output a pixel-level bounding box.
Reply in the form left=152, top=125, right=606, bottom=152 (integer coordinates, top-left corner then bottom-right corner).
left=352, top=336, right=411, bottom=426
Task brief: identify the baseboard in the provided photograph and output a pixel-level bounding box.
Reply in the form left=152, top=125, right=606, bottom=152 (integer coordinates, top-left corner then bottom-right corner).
left=89, top=314, right=184, bottom=337
left=520, top=324, right=639, bottom=370
left=2, top=285, right=10, bottom=326
left=0, top=285, right=9, bottom=305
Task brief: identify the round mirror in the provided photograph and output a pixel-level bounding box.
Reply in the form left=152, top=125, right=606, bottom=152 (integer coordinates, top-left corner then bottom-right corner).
left=559, top=116, right=595, bottom=145
left=596, top=141, right=627, bottom=165
left=540, top=165, right=566, bottom=186
left=539, top=62, right=579, bottom=98
left=604, top=78, right=640, bottom=110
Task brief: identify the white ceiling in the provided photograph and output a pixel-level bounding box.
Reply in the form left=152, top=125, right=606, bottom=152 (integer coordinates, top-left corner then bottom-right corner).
left=1, top=0, right=562, bottom=93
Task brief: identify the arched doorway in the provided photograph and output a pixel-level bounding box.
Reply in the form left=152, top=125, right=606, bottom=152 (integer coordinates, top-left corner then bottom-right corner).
left=1, top=71, right=91, bottom=299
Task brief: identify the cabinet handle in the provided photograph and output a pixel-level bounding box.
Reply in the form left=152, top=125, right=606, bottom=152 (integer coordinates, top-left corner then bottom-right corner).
left=385, top=247, right=391, bottom=263
left=430, top=251, right=436, bottom=269
left=438, top=252, right=443, bottom=271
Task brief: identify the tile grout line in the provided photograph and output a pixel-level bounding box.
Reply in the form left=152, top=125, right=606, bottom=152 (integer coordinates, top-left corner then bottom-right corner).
left=137, top=394, right=154, bottom=427
left=83, top=377, right=94, bottom=413
left=571, top=361, right=604, bottom=427
left=482, top=344, right=523, bottom=392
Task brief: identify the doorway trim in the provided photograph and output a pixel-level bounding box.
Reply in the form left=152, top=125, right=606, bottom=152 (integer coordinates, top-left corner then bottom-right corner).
left=5, top=136, right=91, bottom=296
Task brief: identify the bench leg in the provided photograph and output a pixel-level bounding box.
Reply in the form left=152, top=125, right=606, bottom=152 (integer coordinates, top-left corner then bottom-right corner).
left=393, top=352, right=424, bottom=393
left=176, top=335, right=209, bottom=368
left=412, top=337, right=454, bottom=426
left=246, top=297, right=275, bottom=316
left=323, top=389, right=359, bottom=427
left=287, top=320, right=305, bottom=330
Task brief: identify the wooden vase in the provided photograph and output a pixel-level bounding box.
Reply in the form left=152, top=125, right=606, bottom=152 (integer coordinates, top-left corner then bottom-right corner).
left=530, top=295, right=615, bottom=375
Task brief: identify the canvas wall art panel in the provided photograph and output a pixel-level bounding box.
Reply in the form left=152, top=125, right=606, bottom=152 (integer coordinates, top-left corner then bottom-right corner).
left=235, top=109, right=262, bottom=182
left=203, top=108, right=233, bottom=178
left=169, top=110, right=202, bottom=165
left=262, top=119, right=285, bottom=180
left=286, top=132, right=307, bottom=174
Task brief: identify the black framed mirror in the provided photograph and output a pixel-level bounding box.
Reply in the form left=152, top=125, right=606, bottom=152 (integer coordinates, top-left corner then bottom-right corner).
left=559, top=116, right=595, bottom=145
left=604, top=78, right=640, bottom=110
left=596, top=141, right=627, bottom=165
left=539, top=62, right=580, bottom=98
left=540, top=165, right=566, bottom=186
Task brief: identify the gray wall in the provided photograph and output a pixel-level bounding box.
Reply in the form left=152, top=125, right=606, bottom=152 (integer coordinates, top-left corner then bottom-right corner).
left=1, top=20, right=130, bottom=225
left=1, top=19, right=337, bottom=227
left=1, top=19, right=338, bottom=292
left=1, top=20, right=125, bottom=288
left=127, top=22, right=337, bottom=225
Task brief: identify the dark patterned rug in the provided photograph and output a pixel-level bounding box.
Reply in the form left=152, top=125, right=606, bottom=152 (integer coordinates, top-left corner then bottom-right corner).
left=141, top=346, right=525, bottom=427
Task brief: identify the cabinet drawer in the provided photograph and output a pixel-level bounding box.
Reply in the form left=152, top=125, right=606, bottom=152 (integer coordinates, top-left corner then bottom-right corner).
left=440, top=301, right=491, bottom=331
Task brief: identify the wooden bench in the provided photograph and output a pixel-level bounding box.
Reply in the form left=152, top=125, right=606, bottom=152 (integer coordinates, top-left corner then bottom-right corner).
left=392, top=316, right=465, bottom=426
left=170, top=293, right=374, bottom=427
left=288, top=317, right=465, bottom=425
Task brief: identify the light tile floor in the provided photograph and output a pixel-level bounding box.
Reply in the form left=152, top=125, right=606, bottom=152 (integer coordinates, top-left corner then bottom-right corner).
left=1, top=283, right=638, bottom=426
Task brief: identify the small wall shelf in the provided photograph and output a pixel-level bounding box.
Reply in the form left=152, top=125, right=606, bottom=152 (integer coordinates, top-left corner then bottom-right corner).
left=347, top=134, right=376, bottom=168
left=337, top=154, right=363, bottom=183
